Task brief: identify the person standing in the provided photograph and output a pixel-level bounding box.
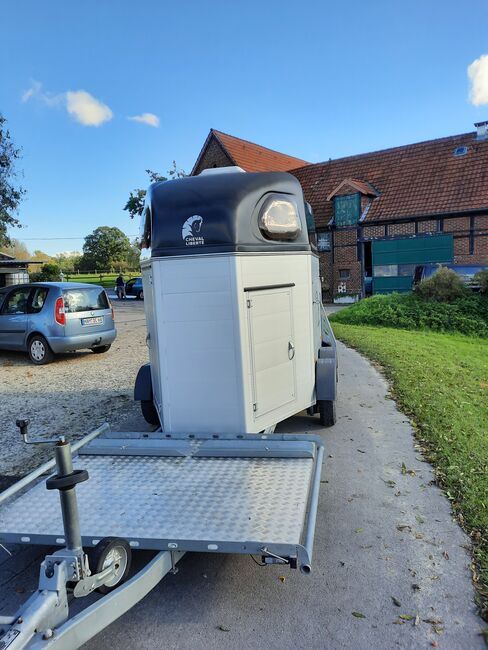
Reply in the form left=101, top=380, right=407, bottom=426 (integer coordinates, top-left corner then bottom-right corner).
left=115, top=273, right=126, bottom=299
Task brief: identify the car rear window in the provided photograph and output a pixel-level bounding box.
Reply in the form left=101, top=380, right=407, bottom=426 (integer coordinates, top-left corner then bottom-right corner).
left=63, top=288, right=109, bottom=313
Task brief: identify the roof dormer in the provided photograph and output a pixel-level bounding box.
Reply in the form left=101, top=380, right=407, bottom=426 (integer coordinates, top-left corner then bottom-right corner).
left=327, top=178, right=380, bottom=227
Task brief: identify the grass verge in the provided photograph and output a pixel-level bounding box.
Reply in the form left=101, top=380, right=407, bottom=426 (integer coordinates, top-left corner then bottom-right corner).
left=65, top=273, right=138, bottom=288
left=332, top=322, right=488, bottom=619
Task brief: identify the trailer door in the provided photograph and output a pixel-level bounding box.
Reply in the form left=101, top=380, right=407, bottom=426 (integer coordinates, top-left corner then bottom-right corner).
left=246, top=286, right=296, bottom=418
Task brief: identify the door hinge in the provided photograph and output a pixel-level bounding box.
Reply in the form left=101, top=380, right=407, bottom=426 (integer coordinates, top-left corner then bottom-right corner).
left=247, top=299, right=252, bottom=308
left=253, top=403, right=257, bottom=412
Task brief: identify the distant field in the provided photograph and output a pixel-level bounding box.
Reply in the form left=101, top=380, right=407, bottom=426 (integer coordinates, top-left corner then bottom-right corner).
left=65, top=273, right=139, bottom=288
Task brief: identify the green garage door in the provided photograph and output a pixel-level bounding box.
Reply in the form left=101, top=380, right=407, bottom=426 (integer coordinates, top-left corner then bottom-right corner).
left=372, top=234, right=454, bottom=294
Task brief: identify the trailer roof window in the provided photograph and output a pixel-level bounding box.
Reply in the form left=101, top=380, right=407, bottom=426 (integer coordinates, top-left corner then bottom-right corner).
left=258, top=194, right=301, bottom=241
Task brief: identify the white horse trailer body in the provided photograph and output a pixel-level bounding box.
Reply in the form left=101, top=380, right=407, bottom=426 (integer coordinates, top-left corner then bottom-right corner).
left=136, top=168, right=337, bottom=433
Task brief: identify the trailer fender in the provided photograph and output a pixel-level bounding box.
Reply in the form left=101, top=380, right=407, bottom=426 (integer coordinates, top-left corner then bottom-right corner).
left=316, top=346, right=337, bottom=402
left=134, top=363, right=153, bottom=402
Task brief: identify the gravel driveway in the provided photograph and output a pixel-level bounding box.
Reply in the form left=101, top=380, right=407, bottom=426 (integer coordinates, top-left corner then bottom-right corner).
left=0, top=302, right=485, bottom=648
left=0, top=298, right=151, bottom=482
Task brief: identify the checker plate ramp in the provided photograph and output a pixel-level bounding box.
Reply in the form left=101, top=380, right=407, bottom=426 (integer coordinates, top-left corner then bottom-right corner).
left=0, top=452, right=316, bottom=560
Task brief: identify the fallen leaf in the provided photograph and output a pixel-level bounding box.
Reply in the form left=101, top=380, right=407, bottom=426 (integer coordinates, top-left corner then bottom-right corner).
left=416, top=515, right=425, bottom=524
left=393, top=620, right=405, bottom=625
left=431, top=642, right=439, bottom=648
left=401, top=462, right=407, bottom=475
left=355, top=528, right=363, bottom=533
left=414, top=614, right=420, bottom=626
left=391, top=596, right=401, bottom=607
left=218, top=625, right=230, bottom=632
left=352, top=612, right=366, bottom=618
left=423, top=619, right=443, bottom=625
left=278, top=576, right=286, bottom=583
left=397, top=525, right=411, bottom=533
left=399, top=614, right=413, bottom=621
left=442, top=550, right=450, bottom=560
left=383, top=479, right=396, bottom=488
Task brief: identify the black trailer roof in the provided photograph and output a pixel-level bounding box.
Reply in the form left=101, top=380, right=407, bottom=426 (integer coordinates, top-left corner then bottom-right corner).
left=144, top=169, right=311, bottom=257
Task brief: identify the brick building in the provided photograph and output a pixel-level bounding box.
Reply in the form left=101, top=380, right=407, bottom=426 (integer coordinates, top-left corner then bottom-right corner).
left=192, top=124, right=488, bottom=300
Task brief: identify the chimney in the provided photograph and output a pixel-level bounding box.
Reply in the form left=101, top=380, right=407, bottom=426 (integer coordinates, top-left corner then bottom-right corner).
left=474, top=120, right=488, bottom=140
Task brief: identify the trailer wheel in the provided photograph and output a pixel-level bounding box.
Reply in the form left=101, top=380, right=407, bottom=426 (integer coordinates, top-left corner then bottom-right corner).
left=141, top=400, right=160, bottom=425
left=318, top=400, right=336, bottom=427
left=87, top=537, right=132, bottom=594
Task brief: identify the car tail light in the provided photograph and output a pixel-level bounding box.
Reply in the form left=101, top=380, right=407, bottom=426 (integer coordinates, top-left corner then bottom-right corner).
left=55, top=297, right=65, bottom=325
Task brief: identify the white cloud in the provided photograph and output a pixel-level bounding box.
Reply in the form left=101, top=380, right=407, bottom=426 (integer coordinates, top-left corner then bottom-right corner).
left=21, top=80, right=63, bottom=107
left=128, top=112, right=160, bottom=127
left=21, top=81, right=113, bottom=126
left=21, top=80, right=42, bottom=102
left=468, top=54, right=488, bottom=106
left=66, top=90, right=113, bottom=126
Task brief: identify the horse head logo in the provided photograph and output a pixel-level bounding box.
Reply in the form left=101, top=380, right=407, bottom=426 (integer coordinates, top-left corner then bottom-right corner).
left=182, top=215, right=204, bottom=245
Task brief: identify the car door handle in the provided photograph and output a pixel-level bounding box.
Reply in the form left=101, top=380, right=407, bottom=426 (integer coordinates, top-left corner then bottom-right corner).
left=288, top=341, right=295, bottom=360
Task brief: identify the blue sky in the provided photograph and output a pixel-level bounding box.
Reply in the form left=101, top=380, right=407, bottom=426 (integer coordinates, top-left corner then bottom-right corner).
left=1, top=0, right=488, bottom=255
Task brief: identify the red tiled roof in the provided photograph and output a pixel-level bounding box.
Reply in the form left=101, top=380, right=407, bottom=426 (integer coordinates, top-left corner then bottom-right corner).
left=326, top=178, right=379, bottom=201
left=291, top=132, right=488, bottom=227
left=211, top=129, right=309, bottom=172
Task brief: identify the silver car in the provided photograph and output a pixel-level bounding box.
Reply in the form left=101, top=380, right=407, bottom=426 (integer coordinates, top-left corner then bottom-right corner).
left=0, top=282, right=116, bottom=364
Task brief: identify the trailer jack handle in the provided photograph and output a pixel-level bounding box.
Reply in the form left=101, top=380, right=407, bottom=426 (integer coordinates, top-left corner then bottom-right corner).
left=0, top=438, right=122, bottom=649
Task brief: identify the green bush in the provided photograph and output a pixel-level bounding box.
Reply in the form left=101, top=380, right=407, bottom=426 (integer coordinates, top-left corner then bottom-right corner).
left=474, top=269, right=488, bottom=294
left=30, top=262, right=62, bottom=282
left=329, top=292, right=488, bottom=337
left=414, top=266, right=466, bottom=302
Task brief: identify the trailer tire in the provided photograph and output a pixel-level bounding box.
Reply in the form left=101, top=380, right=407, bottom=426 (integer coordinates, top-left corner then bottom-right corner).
left=87, top=537, right=132, bottom=594
left=141, top=400, right=160, bottom=426
left=318, top=400, right=336, bottom=427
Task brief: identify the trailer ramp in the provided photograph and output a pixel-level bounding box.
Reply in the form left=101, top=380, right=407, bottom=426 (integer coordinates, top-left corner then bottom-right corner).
left=0, top=431, right=324, bottom=571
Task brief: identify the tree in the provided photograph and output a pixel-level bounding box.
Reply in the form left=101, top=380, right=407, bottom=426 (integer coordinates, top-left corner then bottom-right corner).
left=123, top=162, right=186, bottom=220
left=0, top=238, right=30, bottom=259
left=55, top=252, right=82, bottom=274
left=0, top=114, right=26, bottom=246
left=126, top=240, right=141, bottom=270
left=29, top=249, right=53, bottom=273
left=80, top=226, right=131, bottom=271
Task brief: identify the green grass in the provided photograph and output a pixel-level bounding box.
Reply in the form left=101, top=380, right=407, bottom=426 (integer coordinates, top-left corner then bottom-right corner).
left=330, top=292, right=488, bottom=338
left=64, top=273, right=137, bottom=288
left=332, top=322, right=488, bottom=618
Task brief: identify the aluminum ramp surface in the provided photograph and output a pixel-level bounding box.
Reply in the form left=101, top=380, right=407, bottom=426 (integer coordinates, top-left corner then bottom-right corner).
left=0, top=432, right=324, bottom=570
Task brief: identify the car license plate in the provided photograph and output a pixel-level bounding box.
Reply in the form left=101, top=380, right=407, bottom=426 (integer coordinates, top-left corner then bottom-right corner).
left=81, top=316, right=103, bottom=326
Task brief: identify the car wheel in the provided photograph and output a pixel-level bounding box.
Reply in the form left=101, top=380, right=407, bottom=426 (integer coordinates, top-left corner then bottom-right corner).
left=137, top=290, right=144, bottom=300
left=318, top=400, right=336, bottom=427
left=91, top=345, right=111, bottom=354
left=141, top=400, right=160, bottom=425
left=28, top=335, right=54, bottom=365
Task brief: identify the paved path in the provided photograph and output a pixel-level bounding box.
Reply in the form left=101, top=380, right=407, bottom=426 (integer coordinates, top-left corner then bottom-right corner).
left=1, top=342, right=485, bottom=649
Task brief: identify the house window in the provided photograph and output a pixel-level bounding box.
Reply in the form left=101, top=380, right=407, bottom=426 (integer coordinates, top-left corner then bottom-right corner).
left=334, top=193, right=361, bottom=227
left=317, top=231, right=331, bottom=252
left=339, top=269, right=350, bottom=279
left=374, top=264, right=398, bottom=277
